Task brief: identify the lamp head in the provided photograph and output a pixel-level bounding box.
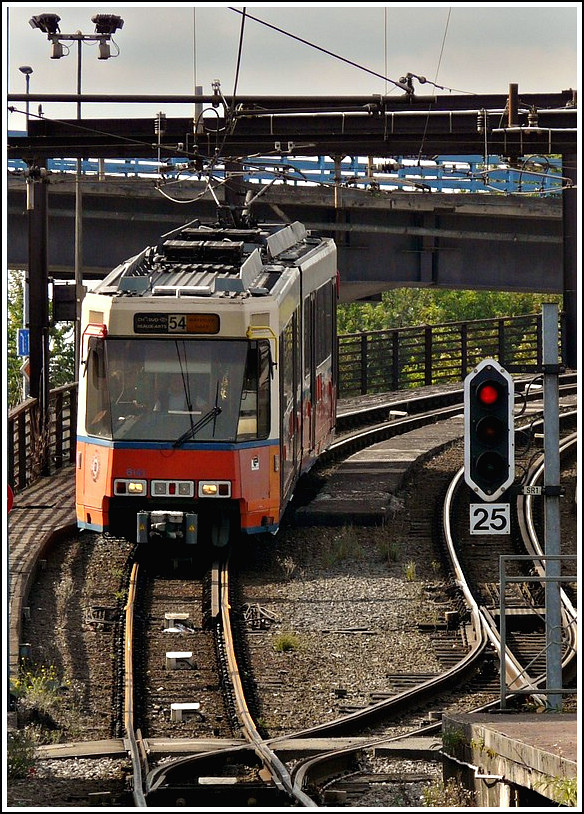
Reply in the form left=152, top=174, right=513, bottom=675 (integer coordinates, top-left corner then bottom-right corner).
left=92, top=14, right=124, bottom=34
left=29, top=13, right=61, bottom=34
left=19, top=66, right=34, bottom=76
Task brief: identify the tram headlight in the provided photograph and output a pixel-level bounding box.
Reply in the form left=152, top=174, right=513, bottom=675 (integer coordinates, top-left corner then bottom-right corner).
left=114, top=478, right=147, bottom=495
left=198, top=481, right=231, bottom=498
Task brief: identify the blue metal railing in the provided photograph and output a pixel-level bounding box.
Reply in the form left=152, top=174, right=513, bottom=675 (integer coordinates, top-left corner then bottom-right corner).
left=8, top=132, right=563, bottom=195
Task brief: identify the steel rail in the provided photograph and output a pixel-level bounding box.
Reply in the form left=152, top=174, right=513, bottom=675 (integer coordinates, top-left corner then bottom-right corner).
left=123, top=561, right=148, bottom=806
left=516, top=429, right=578, bottom=668
left=442, top=412, right=577, bottom=705
left=518, top=430, right=577, bottom=615
left=218, top=557, right=318, bottom=807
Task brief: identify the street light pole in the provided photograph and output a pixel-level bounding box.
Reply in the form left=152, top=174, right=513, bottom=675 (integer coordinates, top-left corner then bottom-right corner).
left=19, top=66, right=33, bottom=399
left=18, top=66, right=33, bottom=129
left=29, top=12, right=124, bottom=379
left=75, top=36, right=83, bottom=377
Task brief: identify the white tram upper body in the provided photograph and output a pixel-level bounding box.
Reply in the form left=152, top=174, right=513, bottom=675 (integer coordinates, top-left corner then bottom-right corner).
left=76, top=219, right=337, bottom=546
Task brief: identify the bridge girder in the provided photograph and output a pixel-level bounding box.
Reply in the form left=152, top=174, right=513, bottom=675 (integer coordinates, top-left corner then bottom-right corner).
left=7, top=177, right=563, bottom=301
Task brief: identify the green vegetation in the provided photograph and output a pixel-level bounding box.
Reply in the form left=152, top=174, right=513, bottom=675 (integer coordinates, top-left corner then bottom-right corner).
left=403, top=560, right=417, bottom=581
left=10, top=662, right=84, bottom=744
left=10, top=663, right=62, bottom=710
left=272, top=631, right=302, bottom=652
left=337, top=288, right=562, bottom=335
left=441, top=728, right=468, bottom=751
left=421, top=777, right=476, bottom=807
left=320, top=525, right=365, bottom=565
left=535, top=775, right=577, bottom=807
left=378, top=537, right=401, bottom=563
left=6, top=730, right=37, bottom=779
left=7, top=269, right=75, bottom=409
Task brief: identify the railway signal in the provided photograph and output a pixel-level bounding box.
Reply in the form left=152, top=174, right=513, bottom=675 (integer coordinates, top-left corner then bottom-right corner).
left=464, top=358, right=515, bottom=502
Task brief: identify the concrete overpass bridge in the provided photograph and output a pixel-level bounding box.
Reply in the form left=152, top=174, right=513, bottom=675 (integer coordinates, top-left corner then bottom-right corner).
left=6, top=170, right=564, bottom=302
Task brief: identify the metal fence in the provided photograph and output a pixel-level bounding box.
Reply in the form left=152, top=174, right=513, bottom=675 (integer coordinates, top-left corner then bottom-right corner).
left=7, top=313, right=563, bottom=492
left=337, top=312, right=564, bottom=397
left=8, top=383, right=77, bottom=492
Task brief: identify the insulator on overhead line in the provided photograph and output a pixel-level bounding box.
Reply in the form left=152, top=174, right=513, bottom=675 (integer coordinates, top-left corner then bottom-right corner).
left=528, top=107, right=539, bottom=128
left=154, top=112, right=166, bottom=135
left=477, top=109, right=487, bottom=134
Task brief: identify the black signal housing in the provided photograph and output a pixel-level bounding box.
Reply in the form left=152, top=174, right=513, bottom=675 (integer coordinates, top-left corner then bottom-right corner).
left=464, top=358, right=515, bottom=501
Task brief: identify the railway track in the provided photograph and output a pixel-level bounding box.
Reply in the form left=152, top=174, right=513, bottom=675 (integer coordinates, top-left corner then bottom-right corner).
left=120, top=554, right=315, bottom=805
left=286, top=410, right=578, bottom=800
left=10, top=375, right=577, bottom=806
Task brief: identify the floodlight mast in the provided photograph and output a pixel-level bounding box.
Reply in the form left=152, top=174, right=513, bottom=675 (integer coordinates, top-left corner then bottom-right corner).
left=29, top=12, right=125, bottom=374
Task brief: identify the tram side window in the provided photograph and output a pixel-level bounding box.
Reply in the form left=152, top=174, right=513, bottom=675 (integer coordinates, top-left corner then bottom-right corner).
left=303, top=296, right=312, bottom=380
left=85, top=337, right=112, bottom=438
left=315, top=282, right=333, bottom=366
left=237, top=340, right=271, bottom=440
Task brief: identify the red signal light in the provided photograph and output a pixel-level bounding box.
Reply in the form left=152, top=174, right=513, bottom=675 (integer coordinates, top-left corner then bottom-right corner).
left=477, top=381, right=501, bottom=405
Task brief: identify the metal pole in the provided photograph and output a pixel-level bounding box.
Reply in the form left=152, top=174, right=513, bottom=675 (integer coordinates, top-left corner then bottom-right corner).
left=542, top=302, right=562, bottom=710
left=499, top=556, right=507, bottom=709
left=22, top=274, right=30, bottom=400
left=74, top=38, right=83, bottom=378
left=25, top=73, right=30, bottom=125
left=562, top=153, right=577, bottom=369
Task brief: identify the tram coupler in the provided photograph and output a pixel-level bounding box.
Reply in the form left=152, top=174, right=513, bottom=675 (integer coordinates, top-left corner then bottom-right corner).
left=136, top=510, right=198, bottom=543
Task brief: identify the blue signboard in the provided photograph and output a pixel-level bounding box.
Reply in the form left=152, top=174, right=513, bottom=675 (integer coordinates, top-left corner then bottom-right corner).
left=17, top=328, right=29, bottom=357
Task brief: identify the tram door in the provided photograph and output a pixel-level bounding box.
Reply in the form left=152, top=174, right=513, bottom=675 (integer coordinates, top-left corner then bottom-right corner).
left=280, top=310, right=301, bottom=503
left=303, top=292, right=316, bottom=455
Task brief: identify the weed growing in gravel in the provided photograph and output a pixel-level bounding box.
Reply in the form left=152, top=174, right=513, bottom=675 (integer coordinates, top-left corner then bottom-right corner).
left=273, top=631, right=301, bottom=652
left=10, top=663, right=85, bottom=743
left=277, top=555, right=298, bottom=581
left=403, top=560, right=417, bottom=581
left=378, top=536, right=401, bottom=563
left=421, top=777, right=475, bottom=806
left=441, top=728, right=467, bottom=751
left=10, top=663, right=61, bottom=708
left=320, top=525, right=365, bottom=565
left=6, top=730, right=36, bottom=779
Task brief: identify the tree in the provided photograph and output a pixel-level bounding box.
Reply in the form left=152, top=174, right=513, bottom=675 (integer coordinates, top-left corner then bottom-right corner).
left=7, top=270, right=75, bottom=409
left=337, top=288, right=562, bottom=335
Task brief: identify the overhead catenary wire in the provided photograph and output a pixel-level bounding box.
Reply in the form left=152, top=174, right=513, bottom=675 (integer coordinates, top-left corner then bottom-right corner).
left=415, top=7, right=452, bottom=163
left=228, top=6, right=412, bottom=94
left=10, top=99, right=572, bottom=202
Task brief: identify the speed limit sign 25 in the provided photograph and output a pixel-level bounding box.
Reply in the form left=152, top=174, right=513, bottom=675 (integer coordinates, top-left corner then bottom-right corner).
left=469, top=503, right=511, bottom=535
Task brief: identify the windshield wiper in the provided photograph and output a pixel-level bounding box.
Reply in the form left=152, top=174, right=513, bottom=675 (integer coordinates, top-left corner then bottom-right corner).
left=173, top=406, right=221, bottom=448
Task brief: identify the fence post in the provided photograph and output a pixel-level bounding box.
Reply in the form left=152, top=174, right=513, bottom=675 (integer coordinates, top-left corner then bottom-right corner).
left=424, top=326, right=433, bottom=385
left=498, top=318, right=505, bottom=365
left=392, top=331, right=400, bottom=390
left=54, top=391, right=64, bottom=470
left=17, top=412, right=28, bottom=490
left=69, top=385, right=78, bottom=464
left=360, top=333, right=368, bottom=395
left=460, top=322, right=468, bottom=378
left=8, top=420, right=15, bottom=489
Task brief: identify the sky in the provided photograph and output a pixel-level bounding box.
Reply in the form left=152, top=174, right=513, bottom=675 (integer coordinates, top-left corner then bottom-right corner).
left=4, top=3, right=581, bottom=131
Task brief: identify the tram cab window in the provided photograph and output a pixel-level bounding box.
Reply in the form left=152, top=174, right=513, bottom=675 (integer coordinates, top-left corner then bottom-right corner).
left=90, top=337, right=269, bottom=443
left=85, top=337, right=113, bottom=438
left=237, top=340, right=270, bottom=440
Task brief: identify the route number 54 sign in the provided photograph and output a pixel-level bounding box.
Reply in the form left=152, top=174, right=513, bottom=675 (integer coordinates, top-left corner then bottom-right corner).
left=470, top=503, right=511, bottom=535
